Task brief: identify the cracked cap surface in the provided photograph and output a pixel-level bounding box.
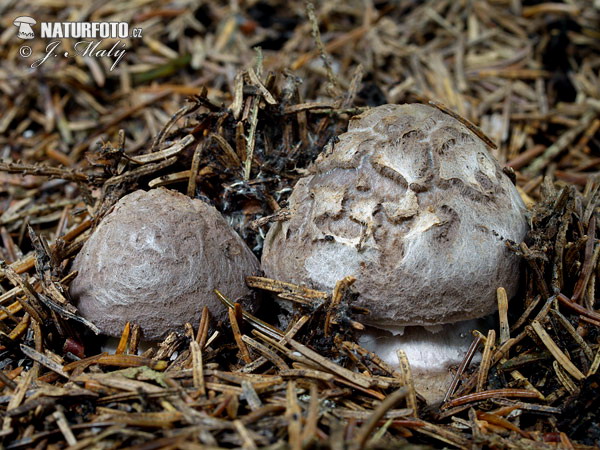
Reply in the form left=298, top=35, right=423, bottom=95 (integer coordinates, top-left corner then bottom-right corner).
left=262, top=103, right=528, bottom=328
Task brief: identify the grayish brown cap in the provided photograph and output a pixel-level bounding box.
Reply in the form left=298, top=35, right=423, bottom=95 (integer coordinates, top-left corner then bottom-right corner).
left=262, top=104, right=528, bottom=329
left=70, top=188, right=260, bottom=340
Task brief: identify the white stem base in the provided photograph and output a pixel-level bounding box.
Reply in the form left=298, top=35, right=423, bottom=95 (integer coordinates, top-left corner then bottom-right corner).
left=358, top=317, right=493, bottom=404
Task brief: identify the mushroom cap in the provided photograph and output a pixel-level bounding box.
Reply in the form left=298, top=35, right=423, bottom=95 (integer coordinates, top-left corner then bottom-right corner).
left=13, top=16, right=36, bottom=25
left=262, top=104, right=528, bottom=328
left=70, top=188, right=260, bottom=340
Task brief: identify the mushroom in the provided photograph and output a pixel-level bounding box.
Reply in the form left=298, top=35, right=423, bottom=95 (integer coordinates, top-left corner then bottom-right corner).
left=13, top=17, right=36, bottom=40
left=261, top=104, right=528, bottom=402
left=70, top=188, right=260, bottom=341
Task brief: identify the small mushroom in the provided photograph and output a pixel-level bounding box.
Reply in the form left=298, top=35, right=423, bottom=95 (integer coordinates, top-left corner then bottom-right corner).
left=70, top=188, right=260, bottom=341
left=262, top=104, right=528, bottom=402
left=13, top=16, right=36, bottom=40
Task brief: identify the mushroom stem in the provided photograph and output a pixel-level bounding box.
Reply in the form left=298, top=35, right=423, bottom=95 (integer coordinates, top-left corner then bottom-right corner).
left=358, top=316, right=495, bottom=404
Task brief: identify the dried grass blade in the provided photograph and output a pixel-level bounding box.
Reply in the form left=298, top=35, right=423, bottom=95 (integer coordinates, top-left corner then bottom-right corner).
left=241, top=335, right=289, bottom=370
left=228, top=307, right=253, bottom=364
left=530, top=320, right=585, bottom=381
left=443, top=389, right=541, bottom=409
left=497, top=288, right=510, bottom=344
left=20, top=344, right=68, bottom=378
left=355, top=387, right=408, bottom=449
left=396, top=350, right=417, bottom=416
left=286, top=381, right=302, bottom=450
left=287, top=339, right=371, bottom=388
left=190, top=340, right=206, bottom=396
left=476, top=329, right=495, bottom=392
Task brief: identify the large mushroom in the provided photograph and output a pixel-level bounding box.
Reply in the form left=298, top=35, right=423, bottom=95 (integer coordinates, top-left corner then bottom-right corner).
left=261, top=103, right=528, bottom=402
left=70, top=188, right=261, bottom=341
